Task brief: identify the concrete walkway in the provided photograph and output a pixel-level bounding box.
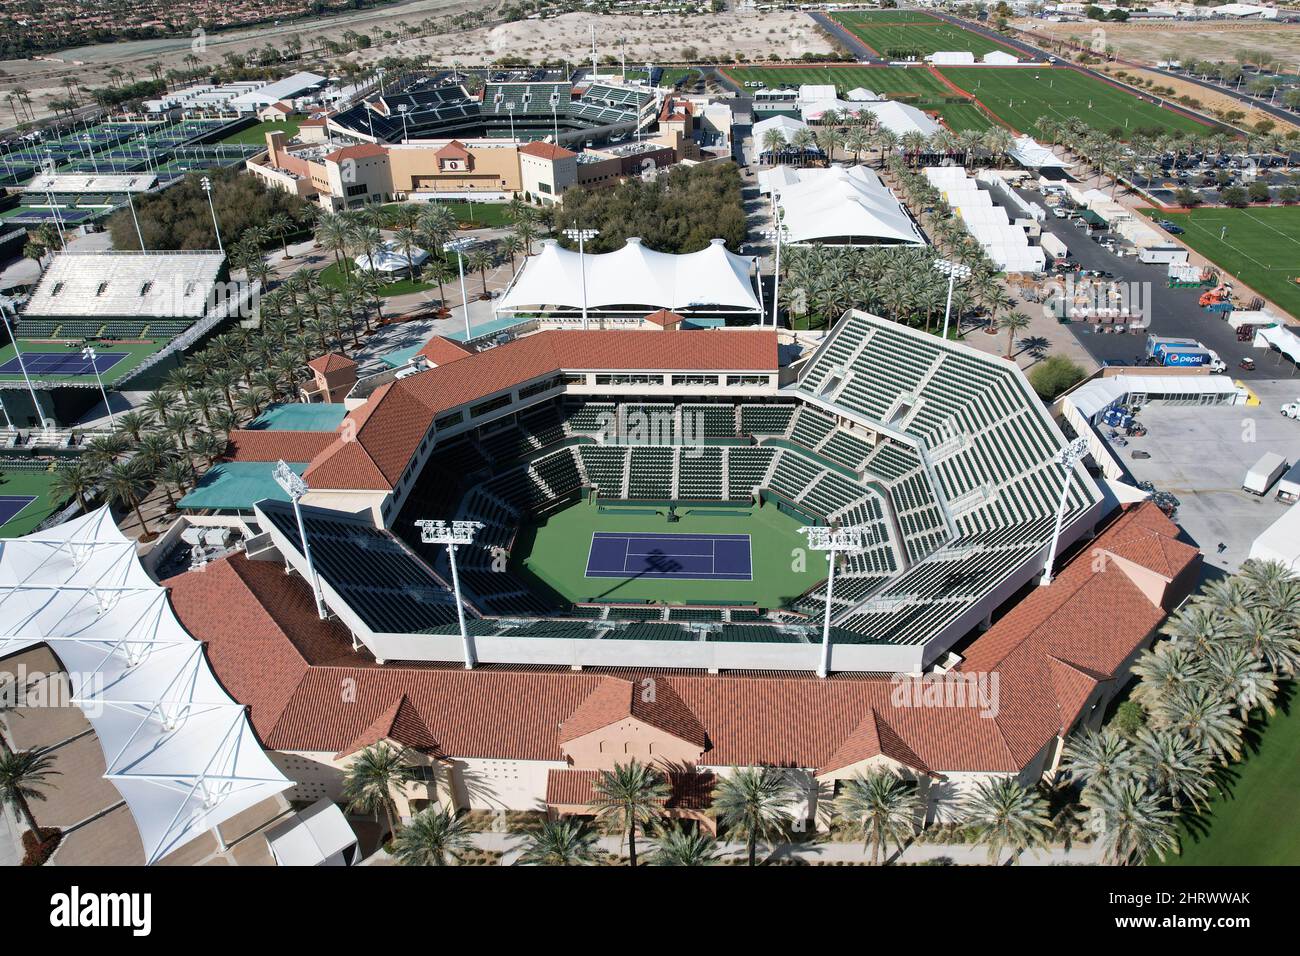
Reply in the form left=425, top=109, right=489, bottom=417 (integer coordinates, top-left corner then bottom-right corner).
left=0, top=800, right=24, bottom=867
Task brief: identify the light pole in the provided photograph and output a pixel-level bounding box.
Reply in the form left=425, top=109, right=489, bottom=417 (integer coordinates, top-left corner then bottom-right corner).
left=200, top=176, right=224, bottom=255
left=1040, top=437, right=1090, bottom=587
left=125, top=188, right=146, bottom=251
left=398, top=102, right=410, bottom=141
left=443, top=237, right=475, bottom=341
left=506, top=101, right=516, bottom=142
left=0, top=297, right=43, bottom=429
left=562, top=227, right=599, bottom=330
left=416, top=519, right=484, bottom=669
left=273, top=460, right=327, bottom=619
left=82, top=346, right=116, bottom=428
left=934, top=259, right=972, bottom=340
left=42, top=156, right=66, bottom=250
left=798, top=524, right=871, bottom=678
left=762, top=224, right=787, bottom=329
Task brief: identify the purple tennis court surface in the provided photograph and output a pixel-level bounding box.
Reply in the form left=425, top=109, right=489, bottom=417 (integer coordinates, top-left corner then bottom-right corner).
left=0, top=495, right=37, bottom=526
left=0, top=351, right=128, bottom=377
left=585, top=531, right=753, bottom=581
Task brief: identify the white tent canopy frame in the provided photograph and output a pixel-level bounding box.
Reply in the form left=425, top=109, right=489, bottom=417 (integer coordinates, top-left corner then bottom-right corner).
left=495, top=237, right=762, bottom=317
left=0, top=508, right=291, bottom=864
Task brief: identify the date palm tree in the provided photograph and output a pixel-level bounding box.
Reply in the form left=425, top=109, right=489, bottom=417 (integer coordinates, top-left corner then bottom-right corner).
left=342, top=742, right=417, bottom=840
left=390, top=807, right=473, bottom=866
left=588, top=759, right=667, bottom=867
left=1061, top=728, right=1137, bottom=791
left=1131, top=643, right=1207, bottom=715
left=650, top=824, right=722, bottom=866
left=515, top=817, right=599, bottom=866
left=1204, top=641, right=1277, bottom=720
left=1131, top=727, right=1213, bottom=812
left=114, top=409, right=153, bottom=443
left=1083, top=776, right=1179, bottom=865
left=962, top=777, right=1052, bottom=865
left=997, top=310, right=1032, bottom=361
left=50, top=461, right=97, bottom=513
left=467, top=246, right=495, bottom=296
left=0, top=749, right=60, bottom=834
left=1225, top=605, right=1300, bottom=677
left=1153, top=684, right=1243, bottom=765
left=712, top=766, right=797, bottom=866
left=833, top=769, right=919, bottom=865
left=102, top=460, right=154, bottom=542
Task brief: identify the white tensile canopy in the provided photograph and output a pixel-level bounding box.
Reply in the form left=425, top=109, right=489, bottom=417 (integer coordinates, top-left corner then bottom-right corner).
left=1254, top=323, right=1300, bottom=365
left=772, top=166, right=924, bottom=247
left=1007, top=136, right=1071, bottom=169
left=0, top=508, right=291, bottom=864
left=355, top=240, right=430, bottom=274
left=496, top=238, right=761, bottom=315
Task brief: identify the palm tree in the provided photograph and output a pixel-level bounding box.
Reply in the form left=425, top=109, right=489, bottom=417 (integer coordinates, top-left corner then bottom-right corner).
left=1225, top=605, right=1300, bottom=677
left=1131, top=643, right=1207, bottom=715
left=342, top=742, right=417, bottom=840
left=962, top=777, right=1052, bottom=865
left=998, top=310, right=1032, bottom=360
left=833, top=770, right=918, bottom=865
left=1061, top=728, right=1137, bottom=788
left=115, top=409, right=153, bottom=443
left=515, top=817, right=599, bottom=866
left=712, top=766, right=797, bottom=866
left=1131, top=727, right=1213, bottom=812
left=761, top=127, right=788, bottom=164
left=650, top=824, right=722, bottom=866
left=102, top=460, right=154, bottom=541
left=588, top=759, right=667, bottom=867
left=50, top=461, right=97, bottom=513
left=0, top=749, right=60, bottom=833
left=1155, top=684, right=1244, bottom=764
left=498, top=234, right=523, bottom=275
left=1083, top=777, right=1179, bottom=865
left=390, top=807, right=473, bottom=865
left=466, top=246, right=495, bottom=296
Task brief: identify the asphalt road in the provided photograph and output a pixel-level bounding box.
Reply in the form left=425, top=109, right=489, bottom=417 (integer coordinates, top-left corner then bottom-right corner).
left=1018, top=183, right=1280, bottom=380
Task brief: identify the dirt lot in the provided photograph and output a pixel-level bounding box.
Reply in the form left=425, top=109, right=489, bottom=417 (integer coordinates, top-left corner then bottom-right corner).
left=350, top=10, right=833, bottom=68
left=1015, top=18, right=1300, bottom=71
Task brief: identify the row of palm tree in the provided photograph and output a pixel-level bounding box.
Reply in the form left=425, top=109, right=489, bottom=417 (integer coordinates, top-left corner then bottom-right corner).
left=1061, top=558, right=1300, bottom=864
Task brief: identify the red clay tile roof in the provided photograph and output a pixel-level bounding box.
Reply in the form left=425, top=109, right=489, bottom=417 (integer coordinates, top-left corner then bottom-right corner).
left=325, top=143, right=388, bottom=163
left=519, top=141, right=576, bottom=161
left=224, top=430, right=337, bottom=463
left=304, top=328, right=778, bottom=490
left=307, top=352, right=357, bottom=373
left=335, top=694, right=440, bottom=759
left=416, top=335, right=472, bottom=366
left=644, top=309, right=684, bottom=327
left=559, top=676, right=708, bottom=747
left=436, top=140, right=470, bottom=158
left=166, top=503, right=1194, bottom=776
left=546, top=768, right=715, bottom=809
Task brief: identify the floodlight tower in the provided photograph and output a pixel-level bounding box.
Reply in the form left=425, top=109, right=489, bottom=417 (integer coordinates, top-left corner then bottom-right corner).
left=443, top=237, right=476, bottom=341
left=933, top=259, right=972, bottom=340
left=273, top=460, right=326, bottom=619
left=416, top=519, right=484, bottom=669
left=1040, top=437, right=1090, bottom=587
left=762, top=223, right=788, bottom=329
left=799, top=524, right=872, bottom=678
left=562, top=227, right=599, bottom=330
left=200, top=176, right=224, bottom=255
left=398, top=102, right=410, bottom=141
left=82, top=346, right=116, bottom=428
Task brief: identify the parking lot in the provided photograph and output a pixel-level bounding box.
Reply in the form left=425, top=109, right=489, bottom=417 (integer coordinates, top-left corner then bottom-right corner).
left=1097, top=379, right=1300, bottom=574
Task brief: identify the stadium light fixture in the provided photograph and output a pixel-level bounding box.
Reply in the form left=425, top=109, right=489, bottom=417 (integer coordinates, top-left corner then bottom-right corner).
left=81, top=347, right=116, bottom=429
left=125, top=189, right=146, bottom=251
left=562, top=228, right=600, bottom=331
left=443, top=237, right=476, bottom=341
left=1040, top=437, right=1090, bottom=587
left=762, top=223, right=788, bottom=329
left=416, top=519, right=485, bottom=669
left=397, top=103, right=410, bottom=142
left=934, top=259, right=972, bottom=340
left=200, top=176, right=224, bottom=256
left=0, top=297, right=43, bottom=430
left=272, top=460, right=327, bottom=619
left=505, top=101, right=516, bottom=143
left=799, top=524, right=872, bottom=678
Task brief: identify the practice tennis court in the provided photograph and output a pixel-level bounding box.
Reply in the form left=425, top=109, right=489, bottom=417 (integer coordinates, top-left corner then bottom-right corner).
left=0, top=350, right=128, bottom=377
left=585, top=531, right=753, bottom=581
left=0, top=495, right=37, bottom=528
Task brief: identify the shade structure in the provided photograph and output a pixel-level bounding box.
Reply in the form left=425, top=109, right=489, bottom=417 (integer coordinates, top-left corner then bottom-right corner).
left=495, top=237, right=761, bottom=315
left=355, top=240, right=430, bottom=274
left=1007, top=136, right=1070, bottom=169
left=771, top=165, right=924, bottom=247
left=0, top=508, right=291, bottom=864
left=1254, top=323, right=1300, bottom=365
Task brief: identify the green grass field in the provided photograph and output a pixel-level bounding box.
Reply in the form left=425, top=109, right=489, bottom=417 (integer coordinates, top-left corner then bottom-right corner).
left=832, top=10, right=943, bottom=23
left=514, top=499, right=824, bottom=607
left=831, top=13, right=1019, bottom=57
left=0, top=339, right=167, bottom=387
left=379, top=200, right=513, bottom=229
left=938, top=67, right=1211, bottom=138
left=1157, top=690, right=1300, bottom=866
left=218, top=117, right=302, bottom=146
left=1139, top=206, right=1300, bottom=320
left=0, top=468, right=69, bottom=538
left=319, top=261, right=436, bottom=297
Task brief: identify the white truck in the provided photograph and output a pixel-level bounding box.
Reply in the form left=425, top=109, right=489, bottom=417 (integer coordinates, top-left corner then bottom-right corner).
left=1283, top=399, right=1300, bottom=420
left=1277, top=460, right=1300, bottom=504
left=1041, top=233, right=1069, bottom=262
left=1244, top=452, right=1288, bottom=496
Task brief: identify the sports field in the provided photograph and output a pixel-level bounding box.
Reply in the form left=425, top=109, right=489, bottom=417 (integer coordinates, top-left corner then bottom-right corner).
left=1156, top=687, right=1300, bottom=866
left=0, top=339, right=166, bottom=386
left=724, top=65, right=991, bottom=131
left=938, top=67, right=1211, bottom=138
left=218, top=117, right=302, bottom=146
left=0, top=469, right=69, bottom=538
left=831, top=12, right=1019, bottom=58
left=1138, top=206, right=1300, bottom=320
left=514, top=499, right=825, bottom=607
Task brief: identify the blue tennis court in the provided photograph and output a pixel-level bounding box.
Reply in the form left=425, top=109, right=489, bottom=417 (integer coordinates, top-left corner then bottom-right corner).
left=0, top=495, right=36, bottom=527
left=0, top=351, right=127, bottom=376
left=585, top=531, right=753, bottom=581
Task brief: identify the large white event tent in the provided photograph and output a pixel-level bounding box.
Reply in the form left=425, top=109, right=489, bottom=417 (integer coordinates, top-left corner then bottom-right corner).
left=771, top=165, right=924, bottom=247
left=495, top=237, right=762, bottom=318
left=0, top=508, right=292, bottom=864
left=354, top=240, right=430, bottom=275
left=1254, top=323, right=1300, bottom=366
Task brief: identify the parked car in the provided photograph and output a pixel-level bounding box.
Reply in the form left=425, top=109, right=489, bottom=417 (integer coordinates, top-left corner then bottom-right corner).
left=1156, top=220, right=1184, bottom=234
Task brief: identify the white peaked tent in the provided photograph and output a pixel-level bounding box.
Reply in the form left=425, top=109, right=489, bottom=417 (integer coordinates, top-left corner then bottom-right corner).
left=772, top=166, right=924, bottom=246
left=1254, top=323, right=1300, bottom=365
left=0, top=508, right=292, bottom=864
left=495, top=238, right=761, bottom=315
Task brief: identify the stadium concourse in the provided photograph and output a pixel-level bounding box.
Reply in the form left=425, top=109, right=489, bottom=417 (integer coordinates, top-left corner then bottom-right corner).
left=185, top=310, right=1117, bottom=677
